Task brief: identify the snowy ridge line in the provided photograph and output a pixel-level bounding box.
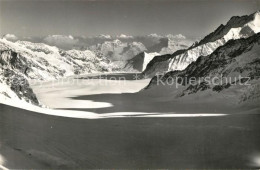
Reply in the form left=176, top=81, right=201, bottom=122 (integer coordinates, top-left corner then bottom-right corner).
left=0, top=38, right=109, bottom=80
left=143, top=11, right=260, bottom=76
left=168, top=16, right=260, bottom=71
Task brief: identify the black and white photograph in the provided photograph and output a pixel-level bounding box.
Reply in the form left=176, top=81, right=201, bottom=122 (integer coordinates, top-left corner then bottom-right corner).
left=0, top=0, right=260, bottom=169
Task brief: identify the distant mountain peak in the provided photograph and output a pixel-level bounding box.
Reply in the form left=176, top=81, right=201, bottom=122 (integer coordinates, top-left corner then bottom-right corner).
left=2, top=34, right=18, bottom=41
left=166, top=34, right=186, bottom=39
left=148, top=33, right=163, bottom=38
left=97, top=34, right=112, bottom=39
left=117, top=34, right=133, bottom=39
left=44, top=35, right=76, bottom=41
left=197, top=10, right=260, bottom=46
left=143, top=11, right=260, bottom=77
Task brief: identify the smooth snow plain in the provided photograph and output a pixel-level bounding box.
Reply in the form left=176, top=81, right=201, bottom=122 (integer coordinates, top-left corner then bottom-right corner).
left=27, top=73, right=228, bottom=119
left=1, top=73, right=260, bottom=169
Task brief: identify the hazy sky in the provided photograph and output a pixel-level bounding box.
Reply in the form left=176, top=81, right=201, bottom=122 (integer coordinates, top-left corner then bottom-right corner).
left=0, top=0, right=259, bottom=38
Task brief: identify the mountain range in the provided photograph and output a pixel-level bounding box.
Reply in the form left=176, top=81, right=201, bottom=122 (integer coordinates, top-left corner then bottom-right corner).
left=143, top=11, right=260, bottom=77
left=2, top=33, right=194, bottom=72
left=141, top=11, right=260, bottom=112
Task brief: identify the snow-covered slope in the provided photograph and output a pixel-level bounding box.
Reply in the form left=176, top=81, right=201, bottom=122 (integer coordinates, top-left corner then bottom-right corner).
left=145, top=33, right=260, bottom=106
left=0, top=68, right=39, bottom=105
left=7, top=40, right=108, bottom=79
left=144, top=11, right=260, bottom=77
left=0, top=39, right=110, bottom=105
left=0, top=40, right=64, bottom=80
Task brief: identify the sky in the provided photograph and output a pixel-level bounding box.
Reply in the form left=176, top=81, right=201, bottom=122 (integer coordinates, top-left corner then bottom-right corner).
left=0, top=0, right=259, bottom=38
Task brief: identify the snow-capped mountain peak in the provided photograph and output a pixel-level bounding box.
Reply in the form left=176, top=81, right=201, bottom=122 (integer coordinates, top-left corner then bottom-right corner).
left=97, top=34, right=112, bottom=39
left=145, top=33, right=260, bottom=103
left=16, top=40, right=60, bottom=54
left=88, top=39, right=146, bottom=61
left=247, top=11, right=260, bottom=32
left=143, top=11, right=260, bottom=77
left=117, top=34, right=134, bottom=39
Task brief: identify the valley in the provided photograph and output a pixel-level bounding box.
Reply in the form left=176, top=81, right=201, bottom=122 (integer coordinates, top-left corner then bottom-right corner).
left=0, top=8, right=260, bottom=169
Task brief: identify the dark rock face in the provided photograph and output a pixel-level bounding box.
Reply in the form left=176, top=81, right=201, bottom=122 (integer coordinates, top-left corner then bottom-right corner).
left=0, top=68, right=39, bottom=105
left=0, top=49, right=65, bottom=80
left=124, top=52, right=146, bottom=72
left=145, top=33, right=260, bottom=96
left=212, top=83, right=231, bottom=92
left=0, top=50, right=40, bottom=105
left=0, top=50, right=32, bottom=76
